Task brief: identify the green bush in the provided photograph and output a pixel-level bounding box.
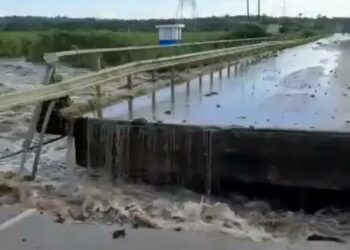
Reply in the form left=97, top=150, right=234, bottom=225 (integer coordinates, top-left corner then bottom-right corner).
left=301, top=30, right=316, bottom=38
left=224, top=24, right=268, bottom=39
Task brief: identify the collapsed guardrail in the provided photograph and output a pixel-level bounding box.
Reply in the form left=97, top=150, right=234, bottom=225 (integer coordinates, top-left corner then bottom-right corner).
left=0, top=39, right=312, bottom=112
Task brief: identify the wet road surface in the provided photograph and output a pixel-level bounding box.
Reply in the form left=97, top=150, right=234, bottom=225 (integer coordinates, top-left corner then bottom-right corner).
left=0, top=211, right=348, bottom=250
left=103, top=35, right=350, bottom=132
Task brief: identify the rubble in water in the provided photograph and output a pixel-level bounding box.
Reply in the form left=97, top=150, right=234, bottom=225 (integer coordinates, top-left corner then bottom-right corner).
left=2, top=167, right=350, bottom=243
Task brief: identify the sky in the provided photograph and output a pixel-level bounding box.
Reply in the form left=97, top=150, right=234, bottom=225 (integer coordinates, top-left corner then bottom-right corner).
left=0, top=0, right=349, bottom=19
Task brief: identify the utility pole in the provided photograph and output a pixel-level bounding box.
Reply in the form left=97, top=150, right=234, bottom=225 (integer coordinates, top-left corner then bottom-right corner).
left=247, top=0, right=250, bottom=20
left=258, top=0, right=261, bottom=23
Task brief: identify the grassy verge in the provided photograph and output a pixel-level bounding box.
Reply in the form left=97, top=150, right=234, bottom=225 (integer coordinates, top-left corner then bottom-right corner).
left=0, top=31, right=228, bottom=59
left=0, top=29, right=320, bottom=67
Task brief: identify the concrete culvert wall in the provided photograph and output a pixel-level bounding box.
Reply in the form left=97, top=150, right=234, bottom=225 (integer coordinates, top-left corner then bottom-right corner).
left=74, top=118, right=350, bottom=194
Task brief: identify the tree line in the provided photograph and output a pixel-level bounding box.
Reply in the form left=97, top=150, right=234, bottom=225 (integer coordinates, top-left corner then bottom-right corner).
left=0, top=15, right=346, bottom=32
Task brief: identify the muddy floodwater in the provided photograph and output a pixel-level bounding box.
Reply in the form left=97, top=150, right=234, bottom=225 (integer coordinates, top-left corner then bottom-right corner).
left=103, top=35, right=350, bottom=132
left=3, top=35, right=350, bottom=246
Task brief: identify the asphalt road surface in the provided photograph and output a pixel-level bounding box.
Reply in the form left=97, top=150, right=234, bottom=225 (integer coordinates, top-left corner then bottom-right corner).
left=0, top=208, right=349, bottom=250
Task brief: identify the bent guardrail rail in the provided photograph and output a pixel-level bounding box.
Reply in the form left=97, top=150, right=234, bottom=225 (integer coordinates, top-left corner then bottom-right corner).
left=43, top=37, right=273, bottom=63
left=0, top=38, right=316, bottom=112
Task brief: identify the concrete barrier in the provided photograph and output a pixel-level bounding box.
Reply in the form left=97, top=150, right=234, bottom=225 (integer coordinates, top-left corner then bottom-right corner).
left=74, top=118, right=350, bottom=193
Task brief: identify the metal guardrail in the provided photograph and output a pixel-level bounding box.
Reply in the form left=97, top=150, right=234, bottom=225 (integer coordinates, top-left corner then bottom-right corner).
left=0, top=38, right=312, bottom=112
left=43, top=37, right=273, bottom=63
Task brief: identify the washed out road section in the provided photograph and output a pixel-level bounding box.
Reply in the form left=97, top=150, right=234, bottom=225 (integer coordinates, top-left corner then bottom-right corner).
left=103, top=35, right=350, bottom=132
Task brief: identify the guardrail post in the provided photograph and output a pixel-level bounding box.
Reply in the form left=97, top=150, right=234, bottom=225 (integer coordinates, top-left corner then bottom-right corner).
left=31, top=100, right=56, bottom=180
left=219, top=67, right=223, bottom=79
left=152, top=90, right=157, bottom=121
left=89, top=53, right=104, bottom=118
left=19, top=65, right=55, bottom=175
left=198, top=63, right=203, bottom=101
left=210, top=64, right=214, bottom=92
left=89, top=53, right=103, bottom=71
left=210, top=58, right=215, bottom=87
left=95, top=86, right=103, bottom=118
left=152, top=71, right=156, bottom=82
left=127, top=75, right=133, bottom=89
left=19, top=103, right=43, bottom=173
left=127, top=75, right=133, bottom=121
left=171, top=67, right=175, bottom=112
left=234, top=62, right=239, bottom=75
left=198, top=73, right=203, bottom=102
left=186, top=81, right=190, bottom=98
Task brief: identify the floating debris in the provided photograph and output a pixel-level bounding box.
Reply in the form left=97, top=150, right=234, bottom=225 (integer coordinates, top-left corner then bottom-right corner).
left=113, top=229, right=126, bottom=239
left=131, top=118, right=148, bottom=125
left=54, top=214, right=65, bottom=224
left=174, top=227, right=183, bottom=232
left=203, top=92, right=218, bottom=97
left=307, top=234, right=345, bottom=243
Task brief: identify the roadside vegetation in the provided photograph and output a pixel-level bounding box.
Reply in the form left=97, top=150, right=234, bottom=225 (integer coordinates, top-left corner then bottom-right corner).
left=224, top=24, right=268, bottom=39
left=0, top=15, right=330, bottom=63
left=0, top=31, right=227, bottom=59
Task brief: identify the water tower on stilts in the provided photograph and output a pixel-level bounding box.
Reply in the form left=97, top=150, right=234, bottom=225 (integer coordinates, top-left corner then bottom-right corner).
left=155, top=0, right=198, bottom=46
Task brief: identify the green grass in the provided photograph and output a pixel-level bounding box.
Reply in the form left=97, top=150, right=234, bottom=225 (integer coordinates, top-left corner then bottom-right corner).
left=0, top=31, right=229, bottom=59
left=183, top=31, right=228, bottom=42
left=0, top=32, right=40, bottom=57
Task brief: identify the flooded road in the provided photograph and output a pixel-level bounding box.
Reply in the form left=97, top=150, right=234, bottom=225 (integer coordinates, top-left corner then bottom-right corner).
left=103, top=35, right=350, bottom=132
left=3, top=36, right=350, bottom=246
